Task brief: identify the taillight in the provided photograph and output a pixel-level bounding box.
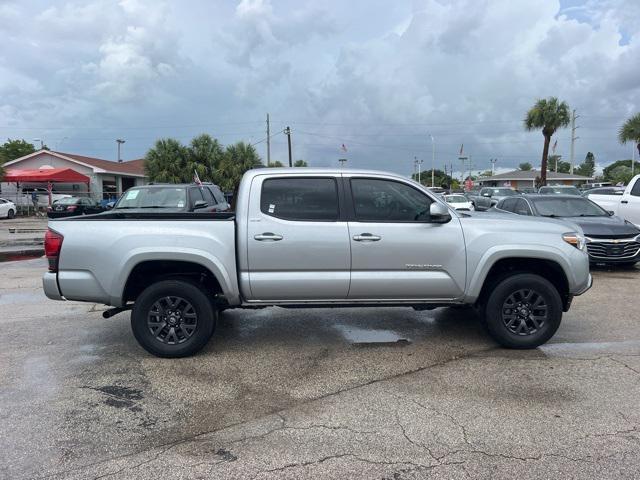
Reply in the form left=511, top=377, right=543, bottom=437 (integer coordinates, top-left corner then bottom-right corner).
left=44, top=229, right=64, bottom=272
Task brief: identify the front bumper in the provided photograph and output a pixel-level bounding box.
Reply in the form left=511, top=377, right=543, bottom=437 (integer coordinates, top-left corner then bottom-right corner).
left=574, top=273, right=593, bottom=296
left=42, top=272, right=64, bottom=301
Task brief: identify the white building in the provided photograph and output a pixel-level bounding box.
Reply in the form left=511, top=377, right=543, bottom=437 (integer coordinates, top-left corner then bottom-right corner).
left=478, top=169, right=592, bottom=190
left=1, top=150, right=147, bottom=202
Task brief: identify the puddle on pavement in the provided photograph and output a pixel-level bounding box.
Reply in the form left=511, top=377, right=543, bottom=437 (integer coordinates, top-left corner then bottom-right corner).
left=0, top=250, right=44, bottom=262
left=540, top=340, right=640, bottom=357
left=335, top=324, right=410, bottom=347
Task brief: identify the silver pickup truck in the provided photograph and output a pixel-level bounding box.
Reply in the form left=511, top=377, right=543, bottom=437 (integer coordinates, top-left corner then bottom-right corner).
left=43, top=168, right=592, bottom=357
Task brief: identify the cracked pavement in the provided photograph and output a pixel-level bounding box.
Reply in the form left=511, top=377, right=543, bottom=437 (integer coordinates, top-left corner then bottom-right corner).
left=1, top=258, right=639, bottom=479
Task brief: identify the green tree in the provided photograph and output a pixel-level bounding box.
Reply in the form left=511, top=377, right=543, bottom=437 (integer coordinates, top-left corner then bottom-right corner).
left=575, top=152, right=595, bottom=177
left=0, top=138, right=41, bottom=161
left=608, top=165, right=634, bottom=185
left=294, top=159, right=308, bottom=167
left=0, top=151, right=6, bottom=179
left=188, top=134, right=224, bottom=180
left=524, top=97, right=571, bottom=186
left=411, top=169, right=453, bottom=189
left=216, top=142, right=263, bottom=203
left=518, top=162, right=532, bottom=171
left=603, top=159, right=640, bottom=182
left=144, top=138, right=190, bottom=183
left=618, top=113, right=640, bottom=158
left=267, top=161, right=284, bottom=167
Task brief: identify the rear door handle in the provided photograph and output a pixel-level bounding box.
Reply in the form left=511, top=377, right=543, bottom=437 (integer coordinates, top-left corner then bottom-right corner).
left=254, top=232, right=283, bottom=241
left=621, top=200, right=629, bottom=204
left=353, top=233, right=381, bottom=242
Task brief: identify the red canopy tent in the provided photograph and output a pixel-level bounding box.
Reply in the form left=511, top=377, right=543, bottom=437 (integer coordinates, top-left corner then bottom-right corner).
left=3, top=168, right=90, bottom=183
left=3, top=168, right=91, bottom=207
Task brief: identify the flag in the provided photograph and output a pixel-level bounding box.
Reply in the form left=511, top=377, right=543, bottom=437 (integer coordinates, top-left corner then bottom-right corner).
left=340, top=143, right=347, bottom=153
left=193, top=170, right=202, bottom=186
left=552, top=140, right=557, bottom=153
left=459, top=144, right=464, bottom=156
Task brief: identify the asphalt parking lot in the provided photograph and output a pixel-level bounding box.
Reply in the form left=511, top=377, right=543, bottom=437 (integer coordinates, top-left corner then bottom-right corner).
left=1, top=257, right=639, bottom=479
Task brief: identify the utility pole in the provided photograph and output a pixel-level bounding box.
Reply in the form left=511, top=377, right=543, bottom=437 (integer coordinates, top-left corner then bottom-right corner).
left=490, top=158, right=497, bottom=176
left=569, top=109, right=579, bottom=174
left=284, top=126, right=292, bottom=167
left=266, top=114, right=271, bottom=167
left=116, top=139, right=125, bottom=163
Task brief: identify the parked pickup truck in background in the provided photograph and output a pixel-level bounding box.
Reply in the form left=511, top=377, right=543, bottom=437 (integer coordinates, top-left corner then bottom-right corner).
left=588, top=174, right=640, bottom=228
left=43, top=169, right=592, bottom=357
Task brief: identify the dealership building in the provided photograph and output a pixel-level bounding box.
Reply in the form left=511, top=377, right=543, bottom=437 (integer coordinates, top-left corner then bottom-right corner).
left=1, top=150, right=147, bottom=203
left=478, top=169, right=592, bottom=189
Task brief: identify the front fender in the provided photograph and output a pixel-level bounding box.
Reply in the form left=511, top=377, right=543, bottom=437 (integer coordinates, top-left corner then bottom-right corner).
left=463, top=244, right=586, bottom=302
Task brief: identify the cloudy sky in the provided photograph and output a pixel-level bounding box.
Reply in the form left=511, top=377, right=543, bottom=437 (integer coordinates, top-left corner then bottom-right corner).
left=1, top=0, right=639, bottom=176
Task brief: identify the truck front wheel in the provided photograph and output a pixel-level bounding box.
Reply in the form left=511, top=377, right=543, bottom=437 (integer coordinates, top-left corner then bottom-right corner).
left=131, top=279, right=217, bottom=358
left=484, top=273, right=562, bottom=349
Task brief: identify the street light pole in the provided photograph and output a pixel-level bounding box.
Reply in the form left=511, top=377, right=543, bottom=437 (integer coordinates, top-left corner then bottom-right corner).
left=429, top=134, right=435, bottom=187
left=116, top=139, right=125, bottom=163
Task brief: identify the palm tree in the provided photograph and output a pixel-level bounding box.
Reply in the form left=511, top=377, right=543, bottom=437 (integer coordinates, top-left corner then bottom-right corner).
left=217, top=142, right=263, bottom=205
left=144, top=138, right=190, bottom=183
left=618, top=113, right=640, bottom=164
left=524, top=97, right=570, bottom=186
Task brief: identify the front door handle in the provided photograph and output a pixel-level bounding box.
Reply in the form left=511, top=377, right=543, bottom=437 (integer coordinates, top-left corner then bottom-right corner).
left=621, top=200, right=629, bottom=204
left=353, top=233, right=381, bottom=242
left=254, top=232, right=283, bottom=241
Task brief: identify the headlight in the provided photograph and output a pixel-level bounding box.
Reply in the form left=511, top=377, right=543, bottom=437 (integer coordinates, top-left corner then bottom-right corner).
left=563, top=232, right=587, bottom=252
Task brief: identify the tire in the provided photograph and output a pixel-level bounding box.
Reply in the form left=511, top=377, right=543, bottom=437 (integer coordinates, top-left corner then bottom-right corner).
left=131, top=279, right=217, bottom=358
left=483, top=273, right=562, bottom=349
left=7, top=209, right=15, bottom=219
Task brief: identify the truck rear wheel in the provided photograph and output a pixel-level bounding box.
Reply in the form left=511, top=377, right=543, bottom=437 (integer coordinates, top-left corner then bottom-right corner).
left=484, top=273, right=562, bottom=349
left=131, top=279, right=216, bottom=358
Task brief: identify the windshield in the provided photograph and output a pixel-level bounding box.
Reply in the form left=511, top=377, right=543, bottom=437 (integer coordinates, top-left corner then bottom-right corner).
left=115, top=187, right=188, bottom=209
left=445, top=196, right=467, bottom=203
left=490, top=188, right=518, bottom=196
left=539, top=186, right=581, bottom=195
left=55, top=197, right=80, bottom=205
left=532, top=197, right=609, bottom=217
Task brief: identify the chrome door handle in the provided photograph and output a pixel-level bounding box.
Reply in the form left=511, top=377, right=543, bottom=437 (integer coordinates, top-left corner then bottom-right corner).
left=621, top=200, right=628, bottom=204
left=254, top=232, right=283, bottom=241
left=353, top=233, right=381, bottom=242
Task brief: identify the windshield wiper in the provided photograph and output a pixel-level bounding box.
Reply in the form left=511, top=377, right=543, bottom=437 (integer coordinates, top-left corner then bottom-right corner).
left=140, top=206, right=171, bottom=209
left=578, top=214, right=601, bottom=217
left=540, top=214, right=559, bottom=218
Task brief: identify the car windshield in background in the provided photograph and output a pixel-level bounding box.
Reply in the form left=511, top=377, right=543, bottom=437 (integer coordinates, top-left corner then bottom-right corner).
left=492, top=189, right=518, bottom=196
left=445, top=196, right=467, bottom=203
left=539, top=186, right=581, bottom=195
left=115, top=187, right=187, bottom=209
left=55, top=197, right=80, bottom=205
left=532, top=197, right=608, bottom=217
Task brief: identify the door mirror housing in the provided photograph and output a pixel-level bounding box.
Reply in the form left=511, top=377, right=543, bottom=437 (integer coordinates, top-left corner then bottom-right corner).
left=608, top=210, right=615, bottom=216
left=429, top=202, right=452, bottom=224
left=193, top=200, right=208, bottom=210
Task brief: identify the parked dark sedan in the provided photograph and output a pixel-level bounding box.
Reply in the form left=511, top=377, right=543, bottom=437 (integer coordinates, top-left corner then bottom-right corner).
left=47, top=197, right=105, bottom=218
left=495, top=194, right=640, bottom=265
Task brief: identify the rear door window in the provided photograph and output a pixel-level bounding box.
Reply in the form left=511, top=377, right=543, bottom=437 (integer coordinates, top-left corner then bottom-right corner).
left=499, top=198, right=517, bottom=212
left=514, top=199, right=532, bottom=215
left=261, top=178, right=339, bottom=221
left=631, top=181, right=640, bottom=197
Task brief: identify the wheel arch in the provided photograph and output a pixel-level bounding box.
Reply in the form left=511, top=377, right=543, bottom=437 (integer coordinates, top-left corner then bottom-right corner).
left=116, top=250, right=236, bottom=306
left=470, top=255, right=571, bottom=311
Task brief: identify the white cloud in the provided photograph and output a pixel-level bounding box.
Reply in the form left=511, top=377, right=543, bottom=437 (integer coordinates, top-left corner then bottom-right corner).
left=0, top=0, right=638, bottom=170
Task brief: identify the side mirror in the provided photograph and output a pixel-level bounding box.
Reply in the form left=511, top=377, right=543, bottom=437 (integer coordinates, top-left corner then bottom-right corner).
left=193, top=200, right=208, bottom=210
left=429, top=202, right=452, bottom=224
left=608, top=210, right=615, bottom=216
